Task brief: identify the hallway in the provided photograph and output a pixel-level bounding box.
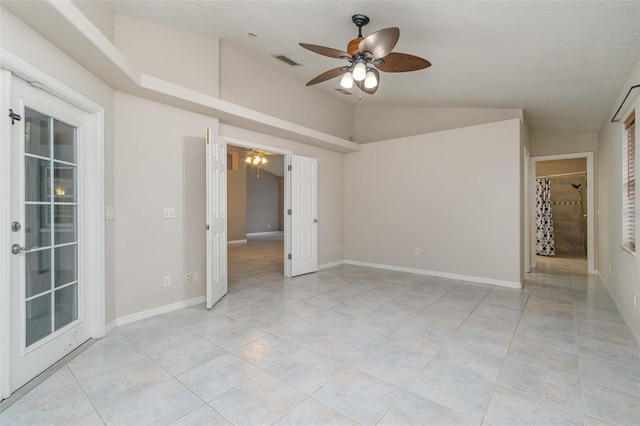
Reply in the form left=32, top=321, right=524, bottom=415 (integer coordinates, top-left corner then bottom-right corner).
left=1, top=247, right=639, bottom=425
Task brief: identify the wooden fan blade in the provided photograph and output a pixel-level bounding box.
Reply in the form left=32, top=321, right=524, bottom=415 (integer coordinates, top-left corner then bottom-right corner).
left=375, top=52, right=431, bottom=72
left=306, top=67, right=347, bottom=86
left=299, top=43, right=352, bottom=59
left=356, top=69, right=380, bottom=94
left=358, top=27, right=399, bottom=59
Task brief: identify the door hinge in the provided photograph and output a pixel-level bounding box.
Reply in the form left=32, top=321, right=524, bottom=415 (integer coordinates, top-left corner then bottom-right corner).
left=288, top=254, right=292, bottom=260
left=288, top=165, right=292, bottom=171
left=205, top=225, right=210, bottom=230
left=8, top=109, right=21, bottom=125
left=287, top=209, right=292, bottom=216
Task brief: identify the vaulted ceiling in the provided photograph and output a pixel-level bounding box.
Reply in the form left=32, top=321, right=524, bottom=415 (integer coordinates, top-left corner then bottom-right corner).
left=104, top=1, right=640, bottom=133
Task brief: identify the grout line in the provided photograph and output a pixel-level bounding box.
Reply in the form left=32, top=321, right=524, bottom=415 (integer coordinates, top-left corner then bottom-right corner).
left=0, top=338, right=96, bottom=413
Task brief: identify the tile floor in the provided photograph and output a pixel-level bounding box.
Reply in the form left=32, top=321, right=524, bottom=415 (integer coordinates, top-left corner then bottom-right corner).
left=2, top=235, right=639, bottom=425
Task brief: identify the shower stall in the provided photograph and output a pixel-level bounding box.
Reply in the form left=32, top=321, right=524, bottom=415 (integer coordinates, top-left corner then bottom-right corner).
left=546, top=173, right=588, bottom=257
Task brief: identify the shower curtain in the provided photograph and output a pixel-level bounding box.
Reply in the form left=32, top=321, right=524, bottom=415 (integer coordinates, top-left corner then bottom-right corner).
left=535, top=178, right=556, bottom=256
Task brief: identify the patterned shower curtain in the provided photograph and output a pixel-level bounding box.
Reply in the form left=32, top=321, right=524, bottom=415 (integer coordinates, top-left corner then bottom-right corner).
left=536, top=178, right=556, bottom=256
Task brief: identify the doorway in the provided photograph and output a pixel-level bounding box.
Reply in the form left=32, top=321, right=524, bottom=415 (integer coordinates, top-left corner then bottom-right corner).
left=1, top=68, right=104, bottom=399
left=206, top=135, right=319, bottom=290
left=227, top=144, right=286, bottom=283
left=530, top=152, right=594, bottom=274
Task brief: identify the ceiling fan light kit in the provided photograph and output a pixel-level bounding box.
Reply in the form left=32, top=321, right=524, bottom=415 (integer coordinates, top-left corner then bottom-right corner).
left=340, top=72, right=354, bottom=89
left=245, top=151, right=268, bottom=165
left=300, top=14, right=431, bottom=95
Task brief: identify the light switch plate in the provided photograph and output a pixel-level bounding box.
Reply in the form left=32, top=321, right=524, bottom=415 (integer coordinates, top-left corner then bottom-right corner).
left=163, top=208, right=175, bottom=219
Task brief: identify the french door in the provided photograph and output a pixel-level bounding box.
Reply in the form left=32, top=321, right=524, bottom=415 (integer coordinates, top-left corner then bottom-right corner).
left=290, top=155, right=318, bottom=276
left=8, top=76, right=91, bottom=392
left=205, top=129, right=228, bottom=309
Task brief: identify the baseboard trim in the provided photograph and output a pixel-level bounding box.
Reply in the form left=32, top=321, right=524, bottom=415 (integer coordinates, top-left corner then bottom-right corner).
left=597, top=270, right=640, bottom=347
left=228, top=239, right=247, bottom=246
left=115, top=296, right=206, bottom=327
left=104, top=320, right=116, bottom=335
left=344, top=260, right=522, bottom=289
left=246, top=231, right=283, bottom=237
left=319, top=260, right=344, bottom=270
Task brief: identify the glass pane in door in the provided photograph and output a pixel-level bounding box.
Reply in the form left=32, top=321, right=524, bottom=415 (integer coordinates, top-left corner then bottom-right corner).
left=54, top=120, right=76, bottom=163
left=54, top=284, right=78, bottom=331
left=25, top=109, right=50, bottom=157
left=23, top=107, right=79, bottom=347
left=25, top=249, right=51, bottom=299
left=26, top=294, right=52, bottom=347
left=25, top=204, right=51, bottom=248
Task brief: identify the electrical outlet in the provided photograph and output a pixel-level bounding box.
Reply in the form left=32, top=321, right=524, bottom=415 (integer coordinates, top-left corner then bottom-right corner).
left=414, top=248, right=420, bottom=255
left=608, top=265, right=612, bottom=275
left=164, top=275, right=171, bottom=287
left=185, top=273, right=192, bottom=283
left=193, top=271, right=200, bottom=281
left=634, top=293, right=637, bottom=308
left=268, top=224, right=271, bottom=229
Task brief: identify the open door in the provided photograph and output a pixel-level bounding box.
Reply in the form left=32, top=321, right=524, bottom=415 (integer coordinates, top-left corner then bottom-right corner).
left=205, top=129, right=227, bottom=308
left=290, top=154, right=318, bottom=276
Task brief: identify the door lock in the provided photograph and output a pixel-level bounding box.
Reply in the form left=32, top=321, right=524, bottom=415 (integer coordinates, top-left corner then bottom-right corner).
left=11, top=244, right=38, bottom=255
left=11, top=222, right=21, bottom=232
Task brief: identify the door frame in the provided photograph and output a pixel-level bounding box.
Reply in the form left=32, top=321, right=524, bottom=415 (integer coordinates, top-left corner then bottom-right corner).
left=0, top=51, right=105, bottom=399
left=221, top=136, right=294, bottom=277
left=529, top=152, right=595, bottom=274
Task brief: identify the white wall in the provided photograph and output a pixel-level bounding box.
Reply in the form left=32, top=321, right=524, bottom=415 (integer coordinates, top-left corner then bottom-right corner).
left=520, top=120, right=531, bottom=280
left=597, top=57, right=640, bottom=343
left=0, top=5, right=117, bottom=323
left=221, top=124, right=344, bottom=266
left=114, top=91, right=218, bottom=318
left=344, top=119, right=523, bottom=286
left=354, top=106, right=524, bottom=143
left=114, top=15, right=219, bottom=98
left=219, top=42, right=354, bottom=141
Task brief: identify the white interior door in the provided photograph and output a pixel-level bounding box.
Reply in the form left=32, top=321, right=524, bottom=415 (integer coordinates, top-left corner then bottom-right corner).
left=290, top=155, right=318, bottom=276
left=205, top=129, right=228, bottom=308
left=8, top=76, right=90, bottom=392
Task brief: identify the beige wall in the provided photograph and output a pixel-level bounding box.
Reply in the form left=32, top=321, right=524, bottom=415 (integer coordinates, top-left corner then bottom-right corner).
left=597, top=56, right=640, bottom=342
left=227, top=151, right=247, bottom=242
left=345, top=119, right=523, bottom=285
left=114, top=15, right=220, bottom=98
left=72, top=0, right=115, bottom=42
left=114, top=91, right=218, bottom=318
left=219, top=42, right=354, bottom=141
left=0, top=6, right=117, bottom=323
left=536, top=158, right=587, bottom=177
left=354, top=106, right=524, bottom=143
left=221, top=124, right=345, bottom=266
left=530, top=129, right=598, bottom=156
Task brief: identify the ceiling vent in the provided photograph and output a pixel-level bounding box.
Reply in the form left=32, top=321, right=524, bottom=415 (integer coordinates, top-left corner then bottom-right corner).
left=335, top=88, right=353, bottom=95
left=272, top=55, right=301, bottom=66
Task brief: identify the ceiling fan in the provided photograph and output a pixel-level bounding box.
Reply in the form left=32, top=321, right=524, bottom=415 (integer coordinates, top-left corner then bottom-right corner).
left=299, top=14, right=431, bottom=94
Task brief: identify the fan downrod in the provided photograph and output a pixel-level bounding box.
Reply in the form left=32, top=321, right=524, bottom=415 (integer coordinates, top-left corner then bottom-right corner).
left=352, top=14, right=369, bottom=37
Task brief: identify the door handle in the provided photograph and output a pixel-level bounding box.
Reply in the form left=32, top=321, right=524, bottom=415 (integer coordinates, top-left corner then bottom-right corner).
left=313, top=218, right=319, bottom=223
left=11, top=244, right=38, bottom=255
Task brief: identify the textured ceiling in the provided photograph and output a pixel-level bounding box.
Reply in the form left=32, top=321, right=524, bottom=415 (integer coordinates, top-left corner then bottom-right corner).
left=105, top=0, right=640, bottom=132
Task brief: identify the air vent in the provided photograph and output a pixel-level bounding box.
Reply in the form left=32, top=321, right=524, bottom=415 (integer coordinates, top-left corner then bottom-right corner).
left=335, top=88, right=353, bottom=95
left=272, top=55, right=301, bottom=66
